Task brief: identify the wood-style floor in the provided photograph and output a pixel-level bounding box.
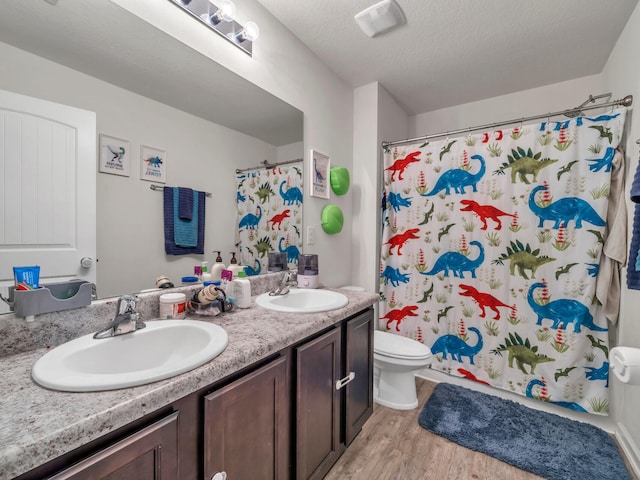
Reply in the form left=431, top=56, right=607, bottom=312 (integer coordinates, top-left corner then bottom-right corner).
left=324, top=378, right=544, bottom=480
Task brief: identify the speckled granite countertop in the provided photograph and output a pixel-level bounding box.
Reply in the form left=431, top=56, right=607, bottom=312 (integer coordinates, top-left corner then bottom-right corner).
left=0, top=283, right=378, bottom=480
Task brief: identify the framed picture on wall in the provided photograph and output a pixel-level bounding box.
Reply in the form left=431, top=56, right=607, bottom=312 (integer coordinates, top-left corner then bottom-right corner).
left=98, top=134, right=130, bottom=177
left=140, top=145, right=167, bottom=183
left=310, top=149, right=330, bottom=199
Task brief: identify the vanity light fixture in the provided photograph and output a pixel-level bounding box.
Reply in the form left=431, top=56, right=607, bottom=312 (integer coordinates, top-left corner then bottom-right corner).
left=169, top=0, right=259, bottom=56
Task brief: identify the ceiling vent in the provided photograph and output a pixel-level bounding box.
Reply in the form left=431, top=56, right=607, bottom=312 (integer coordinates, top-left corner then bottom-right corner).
left=354, top=0, right=406, bottom=38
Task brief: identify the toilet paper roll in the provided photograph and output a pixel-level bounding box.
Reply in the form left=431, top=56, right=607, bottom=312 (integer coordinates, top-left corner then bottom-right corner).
left=610, top=347, right=640, bottom=385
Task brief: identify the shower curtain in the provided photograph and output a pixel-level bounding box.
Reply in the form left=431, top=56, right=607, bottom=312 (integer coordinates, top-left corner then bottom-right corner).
left=236, top=162, right=303, bottom=274
left=380, top=109, right=626, bottom=414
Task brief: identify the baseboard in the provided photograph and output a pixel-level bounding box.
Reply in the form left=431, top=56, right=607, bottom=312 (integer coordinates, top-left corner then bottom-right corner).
left=616, top=422, right=640, bottom=479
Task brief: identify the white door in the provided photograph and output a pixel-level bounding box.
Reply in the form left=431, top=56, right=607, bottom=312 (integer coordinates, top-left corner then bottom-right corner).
left=0, top=89, right=96, bottom=311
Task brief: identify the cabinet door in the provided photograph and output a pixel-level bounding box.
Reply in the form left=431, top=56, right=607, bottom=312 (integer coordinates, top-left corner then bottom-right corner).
left=204, top=356, right=290, bottom=480
left=48, top=411, right=179, bottom=480
left=296, top=327, right=344, bottom=480
left=344, top=308, right=374, bottom=445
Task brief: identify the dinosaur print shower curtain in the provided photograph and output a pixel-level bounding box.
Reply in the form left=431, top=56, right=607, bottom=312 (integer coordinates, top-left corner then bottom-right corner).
left=236, top=162, right=303, bottom=274
left=380, top=109, right=627, bottom=414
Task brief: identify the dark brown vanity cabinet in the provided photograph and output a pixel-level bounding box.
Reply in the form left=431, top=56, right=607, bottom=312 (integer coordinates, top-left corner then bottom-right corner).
left=296, top=308, right=374, bottom=480
left=47, top=412, right=179, bottom=480
left=203, top=355, right=290, bottom=480
left=15, top=307, right=373, bottom=480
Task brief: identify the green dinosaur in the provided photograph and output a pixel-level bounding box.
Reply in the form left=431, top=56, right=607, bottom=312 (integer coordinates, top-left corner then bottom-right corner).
left=492, top=147, right=558, bottom=184
left=492, top=240, right=555, bottom=279
left=254, top=236, right=273, bottom=258
left=255, top=182, right=275, bottom=204
left=491, top=332, right=555, bottom=374
left=437, top=305, right=454, bottom=322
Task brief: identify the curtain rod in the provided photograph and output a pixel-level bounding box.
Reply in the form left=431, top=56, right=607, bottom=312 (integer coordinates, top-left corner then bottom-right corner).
left=381, top=94, right=633, bottom=148
left=149, top=184, right=212, bottom=197
left=235, top=158, right=303, bottom=174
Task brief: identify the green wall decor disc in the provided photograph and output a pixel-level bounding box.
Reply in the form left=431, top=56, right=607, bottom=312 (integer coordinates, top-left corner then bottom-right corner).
left=321, top=204, right=344, bottom=234
left=329, top=167, right=350, bottom=196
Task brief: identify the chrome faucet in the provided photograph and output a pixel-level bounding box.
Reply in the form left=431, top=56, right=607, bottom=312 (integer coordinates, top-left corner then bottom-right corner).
left=93, top=295, right=145, bottom=339
left=269, top=270, right=298, bottom=296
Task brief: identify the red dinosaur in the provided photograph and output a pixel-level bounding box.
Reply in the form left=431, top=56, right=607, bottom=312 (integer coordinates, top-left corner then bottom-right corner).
left=457, top=368, right=490, bottom=385
left=385, top=151, right=420, bottom=181
left=267, top=209, right=290, bottom=230
left=385, top=228, right=420, bottom=255
left=460, top=199, right=515, bottom=230
left=459, top=284, right=515, bottom=320
left=382, top=305, right=419, bottom=332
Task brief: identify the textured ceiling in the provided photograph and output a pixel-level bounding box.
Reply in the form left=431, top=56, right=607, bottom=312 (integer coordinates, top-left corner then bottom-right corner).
left=256, top=0, right=639, bottom=115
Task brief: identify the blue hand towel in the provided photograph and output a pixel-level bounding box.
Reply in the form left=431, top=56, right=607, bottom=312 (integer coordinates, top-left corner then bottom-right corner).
left=178, top=187, right=193, bottom=220
left=164, top=187, right=206, bottom=255
left=627, top=159, right=640, bottom=289
left=174, top=189, right=198, bottom=247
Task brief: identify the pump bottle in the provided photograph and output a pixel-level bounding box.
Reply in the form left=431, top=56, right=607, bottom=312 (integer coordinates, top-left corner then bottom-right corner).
left=211, top=251, right=226, bottom=281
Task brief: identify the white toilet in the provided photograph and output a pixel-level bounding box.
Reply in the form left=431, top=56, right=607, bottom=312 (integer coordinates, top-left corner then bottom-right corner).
left=374, top=330, right=433, bottom=410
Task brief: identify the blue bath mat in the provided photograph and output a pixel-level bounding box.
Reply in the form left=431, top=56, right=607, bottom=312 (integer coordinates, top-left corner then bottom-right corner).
left=418, top=383, right=631, bottom=480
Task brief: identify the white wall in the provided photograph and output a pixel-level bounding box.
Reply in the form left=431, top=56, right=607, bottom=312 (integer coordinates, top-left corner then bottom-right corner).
left=0, top=41, right=276, bottom=297
left=602, top=1, right=640, bottom=472
left=113, top=0, right=355, bottom=288
left=352, top=83, right=411, bottom=293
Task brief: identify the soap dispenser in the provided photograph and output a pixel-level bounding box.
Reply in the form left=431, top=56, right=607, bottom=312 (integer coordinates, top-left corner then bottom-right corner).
left=228, top=252, right=244, bottom=279
left=211, top=251, right=226, bottom=281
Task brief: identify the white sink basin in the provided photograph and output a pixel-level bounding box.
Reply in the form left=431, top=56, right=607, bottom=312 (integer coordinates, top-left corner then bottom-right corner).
left=32, top=319, right=228, bottom=392
left=255, top=288, right=348, bottom=313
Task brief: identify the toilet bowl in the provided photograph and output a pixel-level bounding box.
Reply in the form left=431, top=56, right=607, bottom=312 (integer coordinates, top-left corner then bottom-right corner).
left=374, top=330, right=432, bottom=410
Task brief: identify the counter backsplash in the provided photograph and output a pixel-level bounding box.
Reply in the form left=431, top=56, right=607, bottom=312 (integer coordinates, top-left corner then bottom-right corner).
left=0, top=272, right=283, bottom=358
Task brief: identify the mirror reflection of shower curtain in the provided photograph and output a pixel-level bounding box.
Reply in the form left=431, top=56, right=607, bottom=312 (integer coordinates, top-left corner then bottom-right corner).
left=235, top=162, right=303, bottom=275
left=379, top=109, right=627, bottom=415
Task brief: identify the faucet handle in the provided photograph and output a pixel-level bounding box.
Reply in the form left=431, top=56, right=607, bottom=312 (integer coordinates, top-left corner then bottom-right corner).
left=116, top=295, right=139, bottom=315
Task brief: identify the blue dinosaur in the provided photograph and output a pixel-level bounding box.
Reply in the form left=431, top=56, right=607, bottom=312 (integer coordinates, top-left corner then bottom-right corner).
left=145, top=156, right=163, bottom=166
left=526, top=379, right=588, bottom=412
left=586, top=113, right=620, bottom=122
left=431, top=327, right=483, bottom=365
left=237, top=191, right=246, bottom=203
left=380, top=266, right=410, bottom=287
left=279, top=237, right=300, bottom=263
left=587, top=146, right=616, bottom=173
left=585, top=361, right=609, bottom=387
left=238, top=205, right=262, bottom=230
left=586, top=263, right=599, bottom=277
left=529, top=184, right=605, bottom=229
left=387, top=192, right=412, bottom=212
left=279, top=181, right=303, bottom=206
left=422, top=240, right=484, bottom=279
left=527, top=283, right=607, bottom=333
left=243, top=259, right=261, bottom=276
left=423, top=154, right=486, bottom=196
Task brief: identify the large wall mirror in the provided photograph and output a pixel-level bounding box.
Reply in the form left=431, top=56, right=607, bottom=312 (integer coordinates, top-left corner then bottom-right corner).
left=0, top=0, right=303, bottom=310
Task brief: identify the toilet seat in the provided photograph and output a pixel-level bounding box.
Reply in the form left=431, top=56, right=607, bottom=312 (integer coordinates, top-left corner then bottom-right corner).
left=374, top=330, right=432, bottom=360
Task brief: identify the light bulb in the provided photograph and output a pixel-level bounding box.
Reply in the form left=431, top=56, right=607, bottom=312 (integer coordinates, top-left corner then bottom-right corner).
left=236, top=21, right=260, bottom=42
left=203, top=0, right=236, bottom=25
left=217, top=0, right=236, bottom=22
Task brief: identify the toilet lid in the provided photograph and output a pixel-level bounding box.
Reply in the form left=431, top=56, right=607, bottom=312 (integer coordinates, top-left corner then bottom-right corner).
left=374, top=330, right=432, bottom=359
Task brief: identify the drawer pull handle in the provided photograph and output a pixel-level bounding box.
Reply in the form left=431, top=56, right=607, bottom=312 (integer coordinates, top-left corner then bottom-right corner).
left=336, top=371, right=356, bottom=390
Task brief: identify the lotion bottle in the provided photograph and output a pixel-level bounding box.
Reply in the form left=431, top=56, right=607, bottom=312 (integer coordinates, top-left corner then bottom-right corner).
left=211, top=251, right=226, bottom=281
left=230, top=270, right=251, bottom=308
left=227, top=252, right=244, bottom=279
